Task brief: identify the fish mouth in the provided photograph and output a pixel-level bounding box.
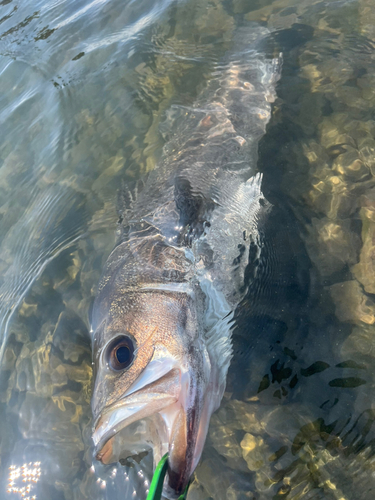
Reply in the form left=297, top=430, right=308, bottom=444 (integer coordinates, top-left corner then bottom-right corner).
left=92, top=350, right=212, bottom=498
left=93, top=367, right=181, bottom=463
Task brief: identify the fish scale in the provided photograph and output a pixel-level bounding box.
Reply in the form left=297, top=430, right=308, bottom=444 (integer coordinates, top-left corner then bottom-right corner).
left=91, top=23, right=281, bottom=499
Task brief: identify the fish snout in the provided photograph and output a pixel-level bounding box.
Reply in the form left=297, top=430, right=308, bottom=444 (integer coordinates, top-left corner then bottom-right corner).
left=92, top=341, right=216, bottom=498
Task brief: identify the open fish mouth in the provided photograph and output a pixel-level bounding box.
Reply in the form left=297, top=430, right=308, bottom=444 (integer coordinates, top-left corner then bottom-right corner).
left=92, top=350, right=213, bottom=498
left=93, top=367, right=181, bottom=465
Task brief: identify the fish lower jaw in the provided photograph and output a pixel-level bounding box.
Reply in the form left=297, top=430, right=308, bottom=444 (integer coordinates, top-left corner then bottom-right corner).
left=92, top=398, right=196, bottom=498
left=93, top=396, right=178, bottom=462
left=93, top=414, right=170, bottom=469
left=92, top=397, right=183, bottom=459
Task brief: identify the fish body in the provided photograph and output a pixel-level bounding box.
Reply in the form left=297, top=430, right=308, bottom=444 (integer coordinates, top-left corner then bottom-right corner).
left=91, top=24, right=281, bottom=498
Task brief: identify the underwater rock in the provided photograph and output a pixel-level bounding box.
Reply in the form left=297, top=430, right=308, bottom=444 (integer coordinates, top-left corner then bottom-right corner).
left=7, top=319, right=31, bottom=347
left=334, top=85, right=367, bottom=113
left=341, top=324, right=375, bottom=361
left=268, top=10, right=299, bottom=30
left=319, top=117, right=354, bottom=150
left=308, top=174, right=358, bottom=219
left=16, top=344, right=36, bottom=392
left=17, top=391, right=85, bottom=477
left=217, top=400, right=264, bottom=434
left=52, top=250, right=82, bottom=295
left=208, top=414, right=248, bottom=471
left=91, top=152, right=125, bottom=195
left=358, top=137, right=375, bottom=174
left=330, top=280, right=375, bottom=325
left=303, top=140, right=330, bottom=174
left=302, top=133, right=360, bottom=219
left=261, top=406, right=313, bottom=443
left=305, top=217, right=360, bottom=276
left=186, top=479, right=211, bottom=500
left=358, top=74, right=375, bottom=103
left=240, top=433, right=268, bottom=472
left=1, top=343, right=17, bottom=372
left=31, top=341, right=58, bottom=398
left=194, top=455, right=232, bottom=499
left=359, top=0, right=375, bottom=41
left=226, top=484, right=255, bottom=500
left=175, top=0, right=234, bottom=41
left=332, top=147, right=370, bottom=182
left=353, top=190, right=375, bottom=294
left=52, top=310, right=90, bottom=364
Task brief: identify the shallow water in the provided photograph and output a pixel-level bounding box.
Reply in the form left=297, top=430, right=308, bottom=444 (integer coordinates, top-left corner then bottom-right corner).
left=1, top=0, right=375, bottom=499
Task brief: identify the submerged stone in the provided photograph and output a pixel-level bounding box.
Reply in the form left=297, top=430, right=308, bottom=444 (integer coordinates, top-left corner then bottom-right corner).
left=209, top=415, right=248, bottom=471
left=214, top=399, right=264, bottom=434
left=186, top=479, right=211, bottom=500
left=353, top=191, right=375, bottom=294
left=240, top=433, right=267, bottom=472
left=226, top=483, right=255, bottom=500
left=305, top=217, right=360, bottom=276
left=333, top=148, right=370, bottom=181
left=341, top=324, right=375, bottom=361
left=194, top=455, right=232, bottom=499
left=330, top=280, right=375, bottom=325
left=310, top=179, right=358, bottom=220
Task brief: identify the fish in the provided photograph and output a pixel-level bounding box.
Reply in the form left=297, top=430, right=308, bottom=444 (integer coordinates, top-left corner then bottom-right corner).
left=91, top=24, right=281, bottom=498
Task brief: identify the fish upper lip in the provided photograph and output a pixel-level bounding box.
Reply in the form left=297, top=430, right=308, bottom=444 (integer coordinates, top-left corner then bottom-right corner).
left=92, top=367, right=181, bottom=454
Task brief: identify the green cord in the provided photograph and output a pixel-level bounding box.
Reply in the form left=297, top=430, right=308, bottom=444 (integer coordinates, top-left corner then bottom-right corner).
left=146, top=453, right=168, bottom=500
left=177, top=482, right=190, bottom=500
left=146, top=453, right=190, bottom=500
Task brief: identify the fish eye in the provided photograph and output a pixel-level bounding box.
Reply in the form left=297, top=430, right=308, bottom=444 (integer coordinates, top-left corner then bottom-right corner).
left=106, top=336, right=135, bottom=371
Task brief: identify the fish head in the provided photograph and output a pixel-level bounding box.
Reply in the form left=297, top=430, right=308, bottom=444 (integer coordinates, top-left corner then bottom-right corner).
left=91, top=289, right=217, bottom=498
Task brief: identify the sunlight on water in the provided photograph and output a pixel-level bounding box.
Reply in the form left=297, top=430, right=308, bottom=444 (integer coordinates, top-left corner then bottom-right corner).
left=0, top=0, right=375, bottom=498
left=7, top=463, right=41, bottom=499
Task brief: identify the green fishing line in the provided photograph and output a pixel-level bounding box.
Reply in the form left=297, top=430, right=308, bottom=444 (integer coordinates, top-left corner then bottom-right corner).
left=146, top=454, right=190, bottom=500
left=146, top=453, right=168, bottom=500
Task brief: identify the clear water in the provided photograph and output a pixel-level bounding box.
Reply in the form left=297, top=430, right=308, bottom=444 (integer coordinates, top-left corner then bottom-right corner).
left=1, top=0, right=375, bottom=499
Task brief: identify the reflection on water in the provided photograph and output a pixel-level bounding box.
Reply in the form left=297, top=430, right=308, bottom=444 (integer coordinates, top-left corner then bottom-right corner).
left=0, top=0, right=375, bottom=498
left=8, top=462, right=41, bottom=499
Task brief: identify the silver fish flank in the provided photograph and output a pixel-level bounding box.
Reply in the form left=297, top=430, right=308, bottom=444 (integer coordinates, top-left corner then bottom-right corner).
left=91, top=24, right=281, bottom=498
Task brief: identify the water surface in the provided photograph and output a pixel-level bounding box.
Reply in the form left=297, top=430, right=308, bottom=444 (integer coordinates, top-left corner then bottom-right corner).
left=1, top=0, right=375, bottom=499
